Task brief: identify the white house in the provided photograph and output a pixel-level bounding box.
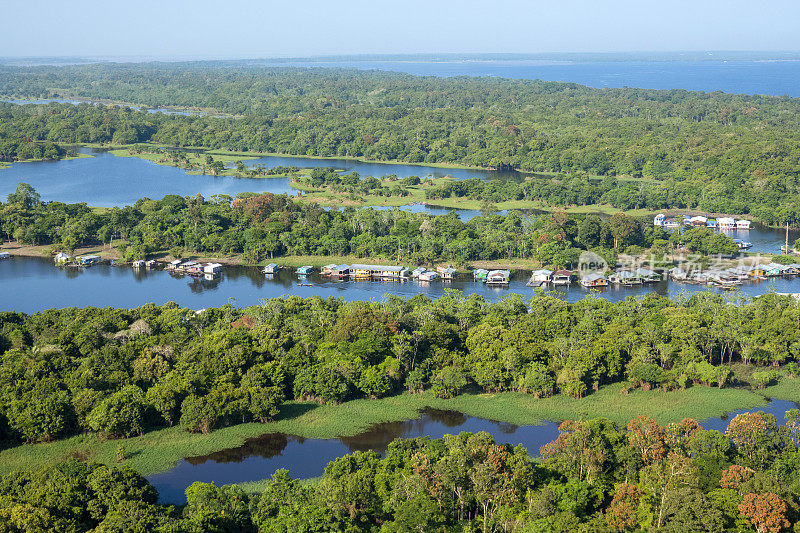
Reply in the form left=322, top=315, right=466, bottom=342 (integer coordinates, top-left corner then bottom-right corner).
left=204, top=263, right=223, bottom=275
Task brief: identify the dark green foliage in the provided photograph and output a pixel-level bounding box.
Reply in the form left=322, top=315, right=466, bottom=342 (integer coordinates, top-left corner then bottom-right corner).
left=0, top=291, right=799, bottom=449
left=2, top=417, right=799, bottom=531
left=3, top=64, right=800, bottom=222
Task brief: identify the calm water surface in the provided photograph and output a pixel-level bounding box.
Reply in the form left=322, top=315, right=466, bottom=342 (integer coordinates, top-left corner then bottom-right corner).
left=274, top=59, right=800, bottom=97
left=149, top=399, right=799, bottom=503
left=0, top=149, right=520, bottom=208
left=4, top=256, right=800, bottom=314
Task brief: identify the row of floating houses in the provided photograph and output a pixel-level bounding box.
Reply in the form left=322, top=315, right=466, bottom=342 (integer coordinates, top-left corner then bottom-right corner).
left=654, top=214, right=754, bottom=249
left=669, top=262, right=800, bottom=288
left=654, top=214, right=752, bottom=230
left=262, top=263, right=513, bottom=285
left=41, top=251, right=800, bottom=293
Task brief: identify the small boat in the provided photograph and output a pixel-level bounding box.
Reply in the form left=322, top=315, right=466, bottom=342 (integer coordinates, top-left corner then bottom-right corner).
left=297, top=282, right=313, bottom=287
left=733, top=239, right=752, bottom=250
left=0, top=252, right=10, bottom=260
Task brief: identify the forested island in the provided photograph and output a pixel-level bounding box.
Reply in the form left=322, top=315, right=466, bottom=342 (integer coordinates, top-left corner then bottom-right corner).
left=1, top=183, right=742, bottom=267
left=2, top=63, right=800, bottom=224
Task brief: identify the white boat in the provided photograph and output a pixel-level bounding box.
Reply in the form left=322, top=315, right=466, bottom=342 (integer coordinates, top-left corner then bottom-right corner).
left=653, top=214, right=665, bottom=226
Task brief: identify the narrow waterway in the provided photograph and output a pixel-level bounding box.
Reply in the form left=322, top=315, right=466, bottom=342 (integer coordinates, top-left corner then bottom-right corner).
left=148, top=398, right=799, bottom=504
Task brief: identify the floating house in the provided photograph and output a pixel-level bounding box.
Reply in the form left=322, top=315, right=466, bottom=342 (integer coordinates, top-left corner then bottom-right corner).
left=436, top=266, right=456, bottom=281
left=763, top=263, right=785, bottom=277
left=411, top=266, right=427, bottom=279
left=351, top=264, right=409, bottom=280
left=132, top=260, right=145, bottom=269
left=263, top=263, right=279, bottom=275
left=180, top=261, right=203, bottom=275
left=77, top=255, right=101, bottom=266
left=663, top=218, right=680, bottom=230
left=145, top=260, right=157, bottom=269
left=580, top=273, right=609, bottom=288
left=419, top=271, right=440, bottom=281
left=706, top=219, right=718, bottom=228
left=782, top=264, right=800, bottom=275
left=321, top=264, right=337, bottom=275
left=486, top=269, right=511, bottom=285
left=717, top=217, right=736, bottom=229
left=0, top=252, right=9, bottom=260
left=689, top=216, right=708, bottom=227
left=737, top=219, right=752, bottom=229
left=683, top=215, right=693, bottom=226
left=168, top=259, right=184, bottom=270
left=552, top=270, right=573, bottom=285
left=654, top=214, right=666, bottom=226
left=749, top=266, right=766, bottom=278
left=609, top=270, right=642, bottom=285
left=530, top=269, right=553, bottom=283
left=54, top=252, right=70, bottom=264
left=669, top=267, right=689, bottom=281
left=297, top=265, right=314, bottom=275
left=635, top=267, right=661, bottom=283
left=332, top=264, right=351, bottom=277
left=473, top=268, right=489, bottom=282
left=708, top=270, right=742, bottom=287
left=204, top=263, right=223, bottom=275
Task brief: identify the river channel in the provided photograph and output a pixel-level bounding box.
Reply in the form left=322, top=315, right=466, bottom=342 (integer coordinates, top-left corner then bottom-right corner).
left=147, top=399, right=799, bottom=503
left=5, top=256, right=800, bottom=314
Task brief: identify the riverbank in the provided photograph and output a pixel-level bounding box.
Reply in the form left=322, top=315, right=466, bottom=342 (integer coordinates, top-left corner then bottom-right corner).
left=0, top=241, right=551, bottom=272
left=0, top=383, right=779, bottom=477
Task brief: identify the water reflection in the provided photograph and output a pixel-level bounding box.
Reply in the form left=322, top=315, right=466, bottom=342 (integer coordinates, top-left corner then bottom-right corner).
left=147, top=398, right=799, bottom=504
left=4, top=255, right=800, bottom=314
left=147, top=407, right=560, bottom=504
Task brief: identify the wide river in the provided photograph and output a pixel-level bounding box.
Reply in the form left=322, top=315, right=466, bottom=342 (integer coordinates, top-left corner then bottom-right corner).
left=148, top=398, right=799, bottom=503
left=4, top=256, right=800, bottom=314
left=271, top=57, right=800, bottom=97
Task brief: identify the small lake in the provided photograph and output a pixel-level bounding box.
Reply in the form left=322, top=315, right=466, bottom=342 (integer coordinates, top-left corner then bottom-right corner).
left=3, top=255, right=800, bottom=314
left=148, top=398, right=799, bottom=504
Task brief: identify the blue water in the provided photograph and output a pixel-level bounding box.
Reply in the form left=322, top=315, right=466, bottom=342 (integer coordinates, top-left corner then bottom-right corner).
left=148, top=397, right=799, bottom=504
left=275, top=58, right=800, bottom=97
left=0, top=149, right=520, bottom=207
left=3, top=256, right=800, bottom=315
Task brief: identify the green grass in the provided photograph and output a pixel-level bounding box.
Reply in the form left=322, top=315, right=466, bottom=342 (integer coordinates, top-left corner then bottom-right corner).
left=0, top=384, right=772, bottom=478
left=763, top=376, right=800, bottom=403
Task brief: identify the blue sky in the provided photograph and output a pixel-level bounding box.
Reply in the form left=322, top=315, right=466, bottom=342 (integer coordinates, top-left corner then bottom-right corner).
left=2, top=0, right=800, bottom=58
